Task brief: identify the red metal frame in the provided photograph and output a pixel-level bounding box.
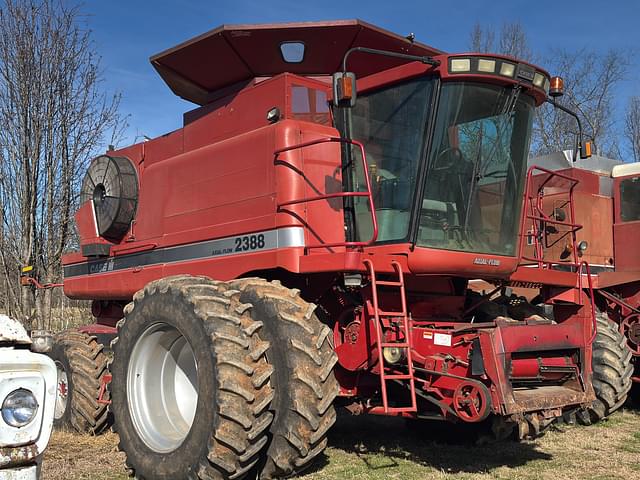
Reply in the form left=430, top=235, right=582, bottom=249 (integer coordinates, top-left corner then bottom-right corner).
left=275, top=136, right=378, bottom=250
left=77, top=324, right=118, bottom=336
left=514, top=166, right=597, bottom=341
left=518, top=165, right=582, bottom=269
left=578, top=261, right=598, bottom=343
left=97, top=373, right=112, bottom=405
left=20, top=277, right=63, bottom=290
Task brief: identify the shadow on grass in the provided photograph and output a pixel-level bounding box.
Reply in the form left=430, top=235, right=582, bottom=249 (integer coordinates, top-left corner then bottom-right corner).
left=322, top=412, right=553, bottom=474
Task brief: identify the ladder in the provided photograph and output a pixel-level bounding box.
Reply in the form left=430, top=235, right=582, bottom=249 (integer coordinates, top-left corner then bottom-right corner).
left=363, top=259, right=417, bottom=413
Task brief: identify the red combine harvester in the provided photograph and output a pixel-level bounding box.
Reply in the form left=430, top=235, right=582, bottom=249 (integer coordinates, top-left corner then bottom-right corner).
left=503, top=151, right=639, bottom=423
left=51, top=21, right=598, bottom=479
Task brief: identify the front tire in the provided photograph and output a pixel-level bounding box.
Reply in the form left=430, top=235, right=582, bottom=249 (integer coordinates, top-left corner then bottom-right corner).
left=231, top=279, right=339, bottom=479
left=48, top=330, right=110, bottom=434
left=578, top=312, right=633, bottom=424
left=111, top=275, right=274, bottom=480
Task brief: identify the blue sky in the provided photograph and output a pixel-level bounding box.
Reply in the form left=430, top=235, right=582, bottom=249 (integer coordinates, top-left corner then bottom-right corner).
left=83, top=0, right=639, bottom=155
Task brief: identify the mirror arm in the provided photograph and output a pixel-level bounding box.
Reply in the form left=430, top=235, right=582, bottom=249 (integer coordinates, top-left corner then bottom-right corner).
left=341, top=47, right=440, bottom=73
left=546, top=97, right=586, bottom=162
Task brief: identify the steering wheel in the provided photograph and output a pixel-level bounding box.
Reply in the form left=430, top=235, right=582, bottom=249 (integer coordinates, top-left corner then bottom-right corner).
left=432, top=146, right=465, bottom=172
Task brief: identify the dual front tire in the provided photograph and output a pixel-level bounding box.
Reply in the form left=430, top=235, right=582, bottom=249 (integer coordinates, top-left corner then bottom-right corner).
left=110, top=276, right=338, bottom=480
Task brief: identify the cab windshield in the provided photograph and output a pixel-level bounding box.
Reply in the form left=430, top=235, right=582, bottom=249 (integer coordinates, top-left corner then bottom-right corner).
left=340, top=79, right=534, bottom=257
left=418, top=82, right=534, bottom=255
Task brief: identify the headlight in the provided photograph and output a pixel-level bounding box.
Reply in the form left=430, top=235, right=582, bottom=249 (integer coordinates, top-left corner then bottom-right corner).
left=1, top=389, right=38, bottom=427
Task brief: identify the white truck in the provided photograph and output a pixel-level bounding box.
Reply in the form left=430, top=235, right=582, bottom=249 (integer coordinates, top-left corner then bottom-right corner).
left=0, top=315, right=56, bottom=480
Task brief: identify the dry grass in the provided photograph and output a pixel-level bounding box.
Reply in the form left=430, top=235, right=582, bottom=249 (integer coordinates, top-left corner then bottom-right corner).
left=42, top=431, right=128, bottom=480
left=42, top=409, right=640, bottom=480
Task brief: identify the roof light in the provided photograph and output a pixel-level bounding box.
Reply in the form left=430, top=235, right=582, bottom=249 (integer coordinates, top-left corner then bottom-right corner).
left=450, top=58, right=471, bottom=73
left=499, top=62, right=516, bottom=78
left=447, top=56, right=549, bottom=96
left=477, top=59, right=496, bottom=73
left=549, top=76, right=564, bottom=97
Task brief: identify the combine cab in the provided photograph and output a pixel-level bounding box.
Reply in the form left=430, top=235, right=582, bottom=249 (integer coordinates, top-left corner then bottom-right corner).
left=56, top=20, right=597, bottom=479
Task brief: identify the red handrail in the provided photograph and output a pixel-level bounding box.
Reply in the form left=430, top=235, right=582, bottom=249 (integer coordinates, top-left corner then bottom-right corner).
left=21, top=277, right=63, bottom=289
left=274, top=136, right=379, bottom=250
left=518, top=165, right=583, bottom=269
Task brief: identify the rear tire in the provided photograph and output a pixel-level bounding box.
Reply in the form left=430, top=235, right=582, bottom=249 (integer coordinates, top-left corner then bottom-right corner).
left=230, top=278, right=339, bottom=479
left=110, top=275, right=274, bottom=480
left=577, top=312, right=632, bottom=424
left=48, top=330, right=110, bottom=434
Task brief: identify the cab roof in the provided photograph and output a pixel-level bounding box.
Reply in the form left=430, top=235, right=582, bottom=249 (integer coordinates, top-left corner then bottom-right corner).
left=150, top=19, right=443, bottom=105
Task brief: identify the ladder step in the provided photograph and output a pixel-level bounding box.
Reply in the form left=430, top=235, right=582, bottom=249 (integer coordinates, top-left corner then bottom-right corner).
left=380, top=342, right=410, bottom=348
left=386, top=406, right=418, bottom=413
left=378, top=310, right=406, bottom=317
left=383, top=374, right=413, bottom=380
left=376, top=280, right=403, bottom=287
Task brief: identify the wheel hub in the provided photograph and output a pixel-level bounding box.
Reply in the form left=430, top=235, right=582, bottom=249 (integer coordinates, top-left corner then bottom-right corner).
left=127, top=322, right=199, bottom=453
left=54, top=361, right=68, bottom=420
left=452, top=381, right=490, bottom=422
left=621, top=314, right=640, bottom=355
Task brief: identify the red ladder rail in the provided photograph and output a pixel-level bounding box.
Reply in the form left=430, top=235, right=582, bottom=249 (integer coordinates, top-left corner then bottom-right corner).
left=364, top=259, right=417, bottom=414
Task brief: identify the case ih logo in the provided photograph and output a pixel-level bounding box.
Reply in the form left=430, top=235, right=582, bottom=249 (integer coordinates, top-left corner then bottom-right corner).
left=88, top=258, right=114, bottom=274
left=473, top=257, right=501, bottom=266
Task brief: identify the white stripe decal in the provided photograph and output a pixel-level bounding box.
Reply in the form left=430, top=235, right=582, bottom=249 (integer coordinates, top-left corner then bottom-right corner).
left=64, top=227, right=306, bottom=278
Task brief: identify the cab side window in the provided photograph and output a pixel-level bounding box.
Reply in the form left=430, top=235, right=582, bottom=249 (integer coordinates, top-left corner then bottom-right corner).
left=290, top=85, right=330, bottom=125
left=620, top=177, right=640, bottom=222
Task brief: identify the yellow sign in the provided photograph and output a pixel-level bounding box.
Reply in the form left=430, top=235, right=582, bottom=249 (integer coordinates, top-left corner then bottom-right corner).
left=21, top=265, right=33, bottom=273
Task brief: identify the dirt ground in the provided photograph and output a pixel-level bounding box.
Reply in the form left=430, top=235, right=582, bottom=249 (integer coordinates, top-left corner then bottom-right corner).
left=42, top=408, right=640, bottom=480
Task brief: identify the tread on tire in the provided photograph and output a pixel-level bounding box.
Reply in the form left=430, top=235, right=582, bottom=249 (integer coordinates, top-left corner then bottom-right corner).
left=110, top=275, right=274, bottom=480
left=49, top=330, right=110, bottom=434
left=230, top=278, right=339, bottom=479
left=577, top=312, right=633, bottom=424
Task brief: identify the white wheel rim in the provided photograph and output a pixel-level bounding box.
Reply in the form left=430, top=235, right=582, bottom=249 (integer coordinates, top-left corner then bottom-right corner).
left=54, top=361, right=68, bottom=420
left=127, top=322, right=199, bottom=452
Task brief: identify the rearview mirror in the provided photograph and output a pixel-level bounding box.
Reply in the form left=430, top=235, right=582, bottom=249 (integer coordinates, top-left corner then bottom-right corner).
left=580, top=140, right=592, bottom=159
left=332, top=72, right=357, bottom=107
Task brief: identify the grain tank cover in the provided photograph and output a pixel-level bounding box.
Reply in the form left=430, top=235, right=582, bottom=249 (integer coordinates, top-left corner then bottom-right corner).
left=150, top=19, right=443, bottom=105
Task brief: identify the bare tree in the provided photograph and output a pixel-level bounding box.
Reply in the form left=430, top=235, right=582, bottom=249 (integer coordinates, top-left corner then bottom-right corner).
left=469, top=21, right=532, bottom=61
left=0, top=0, right=124, bottom=328
left=469, top=22, right=628, bottom=158
left=625, top=96, right=640, bottom=163
left=469, top=23, right=495, bottom=54
left=533, top=49, right=628, bottom=157
left=498, top=22, right=532, bottom=61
